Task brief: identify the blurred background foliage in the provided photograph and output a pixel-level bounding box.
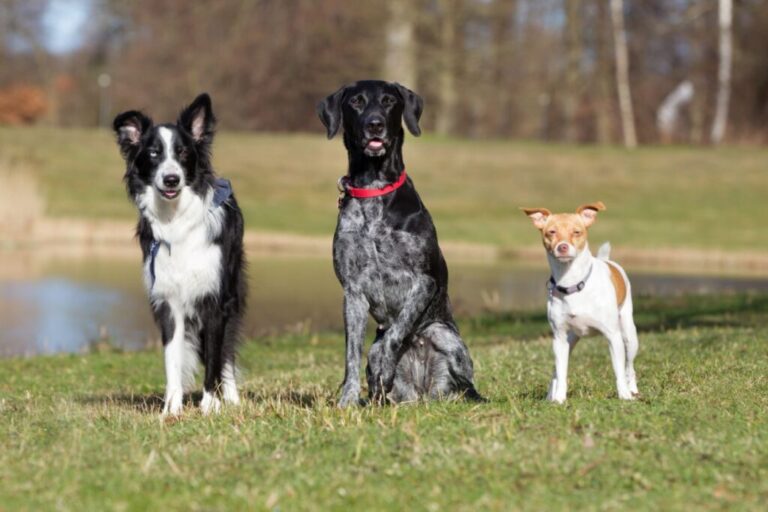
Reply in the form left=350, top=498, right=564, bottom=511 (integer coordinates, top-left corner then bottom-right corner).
left=1, top=0, right=764, bottom=144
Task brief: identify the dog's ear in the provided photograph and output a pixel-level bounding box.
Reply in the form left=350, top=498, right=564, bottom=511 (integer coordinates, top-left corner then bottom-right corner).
left=317, top=86, right=347, bottom=139
left=521, top=207, right=551, bottom=230
left=178, top=93, right=216, bottom=145
left=113, top=110, right=153, bottom=158
left=394, top=83, right=423, bottom=136
left=576, top=202, right=606, bottom=227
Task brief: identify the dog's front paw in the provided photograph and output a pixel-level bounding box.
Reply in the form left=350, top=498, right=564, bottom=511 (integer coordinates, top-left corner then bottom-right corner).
left=161, top=389, right=183, bottom=417
left=338, top=386, right=362, bottom=408
left=546, top=379, right=566, bottom=403
left=618, top=390, right=636, bottom=401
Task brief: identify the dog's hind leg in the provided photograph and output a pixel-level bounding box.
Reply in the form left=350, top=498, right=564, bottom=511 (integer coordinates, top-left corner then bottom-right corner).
left=372, top=332, right=425, bottom=404
left=567, top=331, right=581, bottom=354
left=619, top=298, right=640, bottom=396
left=366, top=328, right=391, bottom=403
left=421, top=323, right=484, bottom=401
left=370, top=276, right=437, bottom=398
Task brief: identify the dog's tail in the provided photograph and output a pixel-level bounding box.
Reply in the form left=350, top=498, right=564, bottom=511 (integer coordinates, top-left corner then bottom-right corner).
left=597, top=241, right=612, bottom=261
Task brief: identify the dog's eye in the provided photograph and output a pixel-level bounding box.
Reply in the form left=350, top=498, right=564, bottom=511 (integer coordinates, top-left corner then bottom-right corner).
left=547, top=230, right=556, bottom=236
left=149, top=150, right=159, bottom=158
left=381, top=95, right=395, bottom=106
left=573, top=230, right=582, bottom=236
left=349, top=95, right=365, bottom=108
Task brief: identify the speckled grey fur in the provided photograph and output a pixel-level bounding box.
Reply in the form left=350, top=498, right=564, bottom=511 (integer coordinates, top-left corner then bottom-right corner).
left=319, top=81, right=483, bottom=406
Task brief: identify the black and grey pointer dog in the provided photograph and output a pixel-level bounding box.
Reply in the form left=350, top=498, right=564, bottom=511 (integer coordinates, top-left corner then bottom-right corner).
left=317, top=80, right=483, bottom=406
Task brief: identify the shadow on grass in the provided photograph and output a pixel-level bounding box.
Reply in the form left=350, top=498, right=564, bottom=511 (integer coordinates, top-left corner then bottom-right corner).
left=78, top=388, right=328, bottom=413
left=510, top=387, right=550, bottom=401
left=242, top=389, right=328, bottom=408
left=77, top=393, right=165, bottom=413
left=462, top=293, right=768, bottom=341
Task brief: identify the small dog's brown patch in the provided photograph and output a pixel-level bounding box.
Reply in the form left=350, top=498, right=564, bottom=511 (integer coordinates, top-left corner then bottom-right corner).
left=607, top=262, right=627, bottom=307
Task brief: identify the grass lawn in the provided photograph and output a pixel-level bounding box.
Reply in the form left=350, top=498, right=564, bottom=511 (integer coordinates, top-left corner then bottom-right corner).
left=1, top=126, right=766, bottom=251
left=1, top=294, right=766, bottom=510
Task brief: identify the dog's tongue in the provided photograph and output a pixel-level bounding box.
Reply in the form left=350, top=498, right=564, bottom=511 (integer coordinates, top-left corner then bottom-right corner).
left=367, top=140, right=383, bottom=149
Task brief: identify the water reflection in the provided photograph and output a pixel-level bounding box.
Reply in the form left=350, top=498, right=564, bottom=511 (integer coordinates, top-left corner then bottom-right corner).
left=0, top=279, right=151, bottom=356
left=1, top=255, right=767, bottom=357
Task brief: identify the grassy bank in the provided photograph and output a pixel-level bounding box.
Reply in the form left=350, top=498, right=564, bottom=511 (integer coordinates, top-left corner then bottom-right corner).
left=1, top=126, right=766, bottom=251
left=1, top=294, right=767, bottom=510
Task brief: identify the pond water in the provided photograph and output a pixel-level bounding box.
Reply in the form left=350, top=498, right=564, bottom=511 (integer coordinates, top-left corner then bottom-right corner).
left=1, top=253, right=767, bottom=357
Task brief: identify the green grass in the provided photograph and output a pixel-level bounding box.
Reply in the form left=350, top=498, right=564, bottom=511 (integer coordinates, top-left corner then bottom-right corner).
left=1, top=294, right=767, bottom=511
left=1, top=126, right=766, bottom=251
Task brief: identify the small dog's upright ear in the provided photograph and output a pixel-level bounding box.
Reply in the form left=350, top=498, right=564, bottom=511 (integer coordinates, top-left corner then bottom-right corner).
left=521, top=207, right=552, bottom=230
left=113, top=110, right=152, bottom=159
left=178, top=93, right=216, bottom=146
left=394, top=83, right=423, bottom=136
left=576, top=201, right=606, bottom=227
left=317, top=86, right=347, bottom=139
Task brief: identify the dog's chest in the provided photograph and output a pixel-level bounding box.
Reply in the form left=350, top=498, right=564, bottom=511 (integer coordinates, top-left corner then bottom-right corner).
left=548, top=289, right=612, bottom=336
left=335, top=200, right=426, bottom=320
left=547, top=263, right=624, bottom=336
left=141, top=193, right=224, bottom=312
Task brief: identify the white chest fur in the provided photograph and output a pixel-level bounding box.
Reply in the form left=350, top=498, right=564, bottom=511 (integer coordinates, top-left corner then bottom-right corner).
left=547, top=258, right=620, bottom=337
left=138, top=186, right=225, bottom=317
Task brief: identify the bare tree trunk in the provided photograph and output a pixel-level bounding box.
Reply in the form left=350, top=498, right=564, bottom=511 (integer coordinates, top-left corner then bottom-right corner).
left=384, top=0, right=417, bottom=89
left=689, top=0, right=708, bottom=145
left=610, top=0, right=637, bottom=148
left=435, top=0, right=458, bottom=136
left=711, top=0, right=733, bottom=144
left=486, top=0, right=517, bottom=136
left=595, top=0, right=613, bottom=144
left=563, top=0, right=582, bottom=142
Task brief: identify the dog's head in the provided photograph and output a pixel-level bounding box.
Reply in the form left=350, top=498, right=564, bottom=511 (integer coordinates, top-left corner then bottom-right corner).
left=521, top=202, right=606, bottom=262
left=113, top=93, right=216, bottom=202
left=317, top=80, right=423, bottom=157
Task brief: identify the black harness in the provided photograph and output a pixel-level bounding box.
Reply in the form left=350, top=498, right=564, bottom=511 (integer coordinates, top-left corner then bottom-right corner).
left=148, top=178, right=233, bottom=288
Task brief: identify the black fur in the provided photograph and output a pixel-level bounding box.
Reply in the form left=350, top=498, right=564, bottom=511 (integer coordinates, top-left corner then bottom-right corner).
left=318, top=80, right=483, bottom=406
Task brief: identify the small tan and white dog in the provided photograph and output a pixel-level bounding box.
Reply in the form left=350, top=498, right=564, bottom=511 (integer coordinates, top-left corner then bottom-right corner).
left=521, top=202, right=639, bottom=403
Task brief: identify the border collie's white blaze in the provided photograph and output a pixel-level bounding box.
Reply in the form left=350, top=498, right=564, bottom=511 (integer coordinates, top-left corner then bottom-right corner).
left=113, top=93, right=247, bottom=417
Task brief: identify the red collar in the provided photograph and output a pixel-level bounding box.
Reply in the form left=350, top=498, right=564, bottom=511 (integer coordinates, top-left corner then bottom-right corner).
left=338, top=170, right=407, bottom=199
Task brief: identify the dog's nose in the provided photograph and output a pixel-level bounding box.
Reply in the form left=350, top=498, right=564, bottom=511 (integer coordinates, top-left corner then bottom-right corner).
left=366, top=117, right=385, bottom=136
left=163, top=174, right=181, bottom=188
left=556, top=243, right=570, bottom=254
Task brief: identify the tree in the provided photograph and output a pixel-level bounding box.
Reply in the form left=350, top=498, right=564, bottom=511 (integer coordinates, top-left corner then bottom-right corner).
left=384, top=0, right=417, bottom=88
left=594, top=0, right=614, bottom=144
left=710, top=0, right=732, bottom=144
left=610, top=0, right=637, bottom=148
left=435, top=0, right=459, bottom=135
left=563, top=0, right=582, bottom=142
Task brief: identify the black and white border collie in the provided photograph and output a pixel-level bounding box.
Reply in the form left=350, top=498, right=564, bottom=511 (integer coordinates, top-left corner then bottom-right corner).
left=113, top=93, right=246, bottom=416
